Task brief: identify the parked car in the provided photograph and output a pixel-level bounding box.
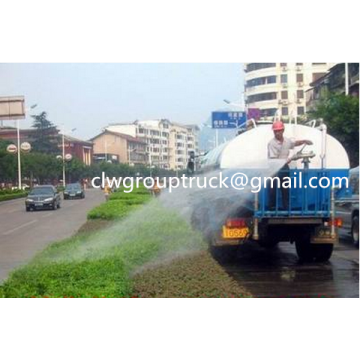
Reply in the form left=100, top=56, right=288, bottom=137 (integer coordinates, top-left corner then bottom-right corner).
left=63, top=183, right=85, bottom=200
left=336, top=166, right=359, bottom=246
left=25, top=185, right=61, bottom=211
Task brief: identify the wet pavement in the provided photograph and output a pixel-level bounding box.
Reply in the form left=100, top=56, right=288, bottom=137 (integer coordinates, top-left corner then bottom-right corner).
left=224, top=239, right=359, bottom=298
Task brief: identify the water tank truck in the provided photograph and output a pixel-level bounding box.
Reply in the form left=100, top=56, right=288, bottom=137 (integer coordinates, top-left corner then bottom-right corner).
left=191, top=121, right=350, bottom=262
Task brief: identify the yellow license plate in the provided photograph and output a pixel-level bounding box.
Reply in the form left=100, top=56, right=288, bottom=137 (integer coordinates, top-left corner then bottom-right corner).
left=222, top=226, right=249, bottom=239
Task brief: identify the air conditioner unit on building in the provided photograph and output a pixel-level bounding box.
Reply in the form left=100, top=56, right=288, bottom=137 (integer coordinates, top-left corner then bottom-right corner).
left=278, top=100, right=283, bottom=105
left=282, top=83, right=288, bottom=88
left=298, top=82, right=304, bottom=87
left=282, top=100, right=288, bottom=105
left=282, top=66, right=287, bottom=71
left=297, top=98, right=302, bottom=104
left=296, top=66, right=302, bottom=71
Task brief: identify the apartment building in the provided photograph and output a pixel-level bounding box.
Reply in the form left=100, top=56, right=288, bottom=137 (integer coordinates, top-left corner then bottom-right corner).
left=90, top=130, right=147, bottom=165
left=105, top=119, right=199, bottom=170
left=244, top=63, right=334, bottom=121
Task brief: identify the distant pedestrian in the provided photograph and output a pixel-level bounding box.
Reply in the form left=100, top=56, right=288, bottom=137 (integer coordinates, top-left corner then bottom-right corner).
left=104, top=183, right=111, bottom=201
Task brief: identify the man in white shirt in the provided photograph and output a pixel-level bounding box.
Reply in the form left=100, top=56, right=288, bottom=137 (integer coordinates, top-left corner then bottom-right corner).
left=267, top=121, right=313, bottom=210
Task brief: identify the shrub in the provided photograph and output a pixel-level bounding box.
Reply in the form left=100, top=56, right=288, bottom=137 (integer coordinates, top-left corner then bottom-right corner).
left=87, top=200, right=140, bottom=220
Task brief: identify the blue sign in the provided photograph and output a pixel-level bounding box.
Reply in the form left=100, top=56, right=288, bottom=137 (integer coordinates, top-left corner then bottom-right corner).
left=211, top=111, right=247, bottom=129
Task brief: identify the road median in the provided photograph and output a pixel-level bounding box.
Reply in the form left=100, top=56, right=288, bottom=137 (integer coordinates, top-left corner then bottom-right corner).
left=0, top=186, right=251, bottom=298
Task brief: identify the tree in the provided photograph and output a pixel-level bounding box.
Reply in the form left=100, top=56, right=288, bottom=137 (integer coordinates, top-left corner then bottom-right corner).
left=30, top=111, right=60, bottom=153
left=309, top=92, right=359, bottom=167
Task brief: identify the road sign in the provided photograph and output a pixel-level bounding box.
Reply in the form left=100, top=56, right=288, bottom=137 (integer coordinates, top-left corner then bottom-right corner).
left=20, top=142, right=31, bottom=153
left=6, top=144, right=18, bottom=154
left=0, top=96, right=25, bottom=120
left=65, top=153, right=73, bottom=161
left=211, top=111, right=247, bottom=129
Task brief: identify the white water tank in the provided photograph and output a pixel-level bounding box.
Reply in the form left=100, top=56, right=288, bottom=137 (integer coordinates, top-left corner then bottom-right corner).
left=201, top=124, right=349, bottom=170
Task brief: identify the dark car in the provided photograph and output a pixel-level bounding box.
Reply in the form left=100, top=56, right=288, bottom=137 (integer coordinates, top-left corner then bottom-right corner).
left=336, top=166, right=359, bottom=246
left=25, top=185, right=61, bottom=211
left=63, top=183, right=85, bottom=200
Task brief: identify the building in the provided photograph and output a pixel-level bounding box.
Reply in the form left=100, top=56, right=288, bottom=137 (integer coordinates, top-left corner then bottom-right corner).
left=104, top=119, right=200, bottom=170
left=306, top=63, right=359, bottom=111
left=244, top=63, right=334, bottom=121
left=90, top=130, right=147, bottom=165
left=0, top=126, right=59, bottom=143
left=61, top=135, right=94, bottom=166
left=0, top=127, right=94, bottom=166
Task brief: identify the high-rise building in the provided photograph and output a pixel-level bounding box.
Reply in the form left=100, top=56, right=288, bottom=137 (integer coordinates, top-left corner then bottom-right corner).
left=244, top=63, right=334, bottom=121
left=104, top=119, right=199, bottom=170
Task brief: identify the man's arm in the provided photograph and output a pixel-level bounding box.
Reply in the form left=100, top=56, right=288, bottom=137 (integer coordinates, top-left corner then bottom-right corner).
left=294, top=139, right=313, bottom=147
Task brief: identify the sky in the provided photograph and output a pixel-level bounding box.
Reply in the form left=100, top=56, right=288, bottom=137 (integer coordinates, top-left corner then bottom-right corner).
left=0, top=63, right=244, bottom=140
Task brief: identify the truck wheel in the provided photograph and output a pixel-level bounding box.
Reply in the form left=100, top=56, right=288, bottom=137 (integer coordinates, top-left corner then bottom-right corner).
left=295, top=237, right=314, bottom=262
left=313, top=244, right=333, bottom=262
left=351, top=215, right=359, bottom=247
left=259, top=239, right=278, bottom=249
left=210, top=245, right=237, bottom=263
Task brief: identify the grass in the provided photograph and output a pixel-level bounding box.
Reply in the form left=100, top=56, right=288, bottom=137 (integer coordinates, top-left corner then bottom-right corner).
left=87, top=200, right=140, bottom=220
left=0, top=201, right=205, bottom=298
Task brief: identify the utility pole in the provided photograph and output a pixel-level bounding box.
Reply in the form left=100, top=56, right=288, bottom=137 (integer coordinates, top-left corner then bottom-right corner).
left=62, top=127, right=66, bottom=187
left=345, top=63, right=349, bottom=95
left=17, top=119, right=22, bottom=189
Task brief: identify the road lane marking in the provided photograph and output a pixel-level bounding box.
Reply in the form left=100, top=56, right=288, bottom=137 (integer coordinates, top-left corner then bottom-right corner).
left=2, top=220, right=38, bottom=236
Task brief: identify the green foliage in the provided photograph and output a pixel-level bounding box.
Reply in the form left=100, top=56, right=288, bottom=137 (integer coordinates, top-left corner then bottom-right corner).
left=30, top=111, right=60, bottom=154
left=0, top=189, right=28, bottom=202
left=309, top=92, right=359, bottom=166
left=87, top=200, right=140, bottom=220
left=0, top=150, right=17, bottom=182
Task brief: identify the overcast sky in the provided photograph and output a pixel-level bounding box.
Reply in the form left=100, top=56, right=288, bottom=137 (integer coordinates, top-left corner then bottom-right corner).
left=0, top=63, right=243, bottom=140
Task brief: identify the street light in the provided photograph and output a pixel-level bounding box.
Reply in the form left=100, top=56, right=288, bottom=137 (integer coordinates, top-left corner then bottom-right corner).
left=61, top=126, right=76, bottom=187
left=17, top=103, right=38, bottom=189
left=128, top=147, right=137, bottom=166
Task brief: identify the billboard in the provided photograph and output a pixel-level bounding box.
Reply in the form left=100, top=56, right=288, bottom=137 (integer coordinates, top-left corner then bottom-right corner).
left=0, top=96, right=26, bottom=120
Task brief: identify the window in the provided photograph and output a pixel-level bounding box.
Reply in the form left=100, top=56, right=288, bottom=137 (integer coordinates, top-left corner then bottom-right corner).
left=297, top=106, right=305, bottom=115
left=282, top=107, right=289, bottom=116
left=296, top=73, right=304, bottom=82
left=312, top=72, right=325, bottom=82
left=281, top=91, right=288, bottom=100
left=297, top=90, right=304, bottom=99
left=260, top=108, right=277, bottom=117
left=246, top=75, right=277, bottom=88
left=280, top=63, right=287, bottom=67
left=312, top=63, right=326, bottom=65
left=296, top=63, right=303, bottom=66
left=281, top=74, right=288, bottom=83
left=247, top=92, right=277, bottom=103
left=246, top=63, right=276, bottom=72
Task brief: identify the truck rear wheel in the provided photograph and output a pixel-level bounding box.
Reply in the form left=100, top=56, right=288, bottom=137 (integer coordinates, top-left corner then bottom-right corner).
left=295, top=239, right=314, bottom=262
left=210, top=245, right=237, bottom=263
left=313, top=244, right=333, bottom=262
left=352, top=215, right=359, bottom=247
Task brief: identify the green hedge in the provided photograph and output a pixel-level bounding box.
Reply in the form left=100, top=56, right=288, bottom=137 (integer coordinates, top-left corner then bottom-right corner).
left=87, top=200, right=140, bottom=220
left=0, top=190, right=28, bottom=202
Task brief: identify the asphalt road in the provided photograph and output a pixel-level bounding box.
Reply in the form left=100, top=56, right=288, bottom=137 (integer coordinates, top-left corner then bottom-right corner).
left=224, top=236, right=359, bottom=298
left=0, top=189, right=104, bottom=282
